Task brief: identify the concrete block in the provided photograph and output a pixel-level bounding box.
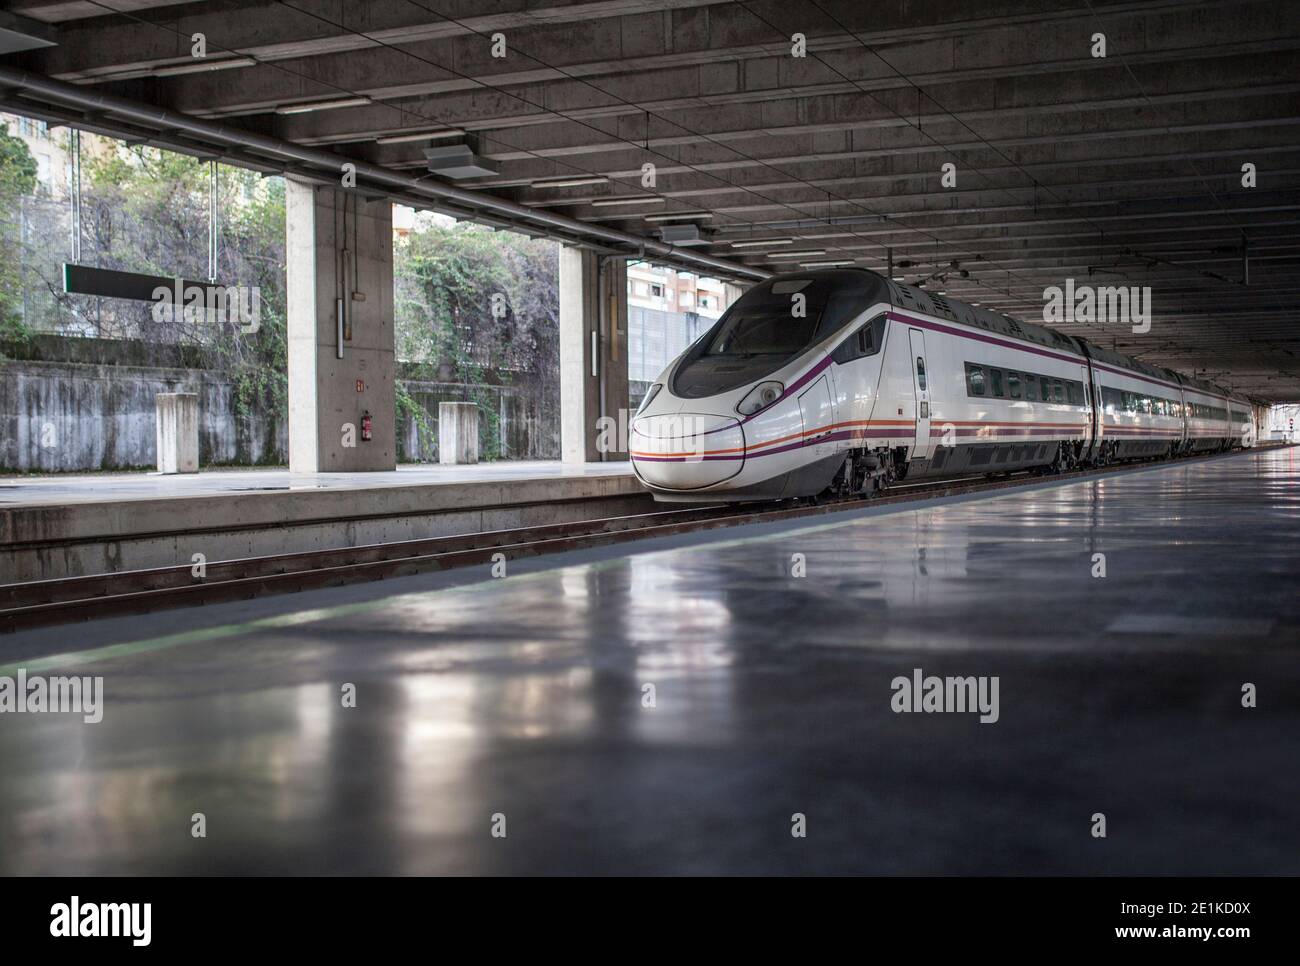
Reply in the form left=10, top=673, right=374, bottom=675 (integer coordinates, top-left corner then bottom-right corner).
left=439, top=402, right=479, bottom=464
left=155, top=392, right=199, bottom=474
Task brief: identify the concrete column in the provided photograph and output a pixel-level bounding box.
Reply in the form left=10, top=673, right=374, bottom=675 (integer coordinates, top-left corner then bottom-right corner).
left=438, top=402, right=479, bottom=464
left=559, top=247, right=628, bottom=463
left=155, top=392, right=199, bottom=474
left=286, top=179, right=396, bottom=472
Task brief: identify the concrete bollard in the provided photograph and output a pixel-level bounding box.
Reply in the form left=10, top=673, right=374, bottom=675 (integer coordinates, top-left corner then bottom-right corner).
left=438, top=401, right=479, bottom=465
left=156, top=392, right=200, bottom=474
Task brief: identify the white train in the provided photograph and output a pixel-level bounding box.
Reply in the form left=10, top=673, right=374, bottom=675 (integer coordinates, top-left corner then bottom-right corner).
left=631, top=268, right=1254, bottom=502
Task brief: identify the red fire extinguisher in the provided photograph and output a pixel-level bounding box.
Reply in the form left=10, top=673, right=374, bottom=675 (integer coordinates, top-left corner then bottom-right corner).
left=361, top=410, right=373, bottom=442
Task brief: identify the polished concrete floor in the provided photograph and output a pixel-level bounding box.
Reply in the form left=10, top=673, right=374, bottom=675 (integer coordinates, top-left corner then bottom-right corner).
left=1, top=447, right=1297, bottom=874
left=0, top=459, right=632, bottom=507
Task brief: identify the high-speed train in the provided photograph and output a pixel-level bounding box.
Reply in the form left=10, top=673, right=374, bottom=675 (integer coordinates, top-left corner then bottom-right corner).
left=631, top=268, right=1254, bottom=502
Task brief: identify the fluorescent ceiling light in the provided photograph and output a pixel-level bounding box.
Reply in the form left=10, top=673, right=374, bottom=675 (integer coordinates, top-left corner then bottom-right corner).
left=644, top=210, right=713, bottom=222
left=152, top=56, right=257, bottom=77
left=767, top=250, right=826, bottom=259
left=590, top=195, right=664, bottom=207
left=276, top=97, right=371, bottom=115
left=731, top=238, right=792, bottom=248
left=531, top=175, right=609, bottom=188
left=801, top=260, right=854, bottom=268
left=376, top=128, right=465, bottom=144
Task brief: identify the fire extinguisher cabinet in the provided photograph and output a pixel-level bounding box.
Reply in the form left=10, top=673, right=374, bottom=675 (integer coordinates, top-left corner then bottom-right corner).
left=155, top=392, right=200, bottom=474
left=438, top=401, right=480, bottom=465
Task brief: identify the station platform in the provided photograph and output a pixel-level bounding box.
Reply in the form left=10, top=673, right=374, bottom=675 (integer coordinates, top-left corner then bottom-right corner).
left=1, top=446, right=1296, bottom=874
left=0, top=461, right=642, bottom=583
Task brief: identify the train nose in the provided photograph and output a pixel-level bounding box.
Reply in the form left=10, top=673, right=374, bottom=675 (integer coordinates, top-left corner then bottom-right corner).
left=631, top=412, right=745, bottom=489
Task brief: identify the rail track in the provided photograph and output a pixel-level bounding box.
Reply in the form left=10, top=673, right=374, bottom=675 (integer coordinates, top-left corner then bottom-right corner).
left=0, top=447, right=1272, bottom=632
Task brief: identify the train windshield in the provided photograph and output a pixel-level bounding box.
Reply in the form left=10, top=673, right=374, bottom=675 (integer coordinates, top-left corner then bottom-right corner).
left=672, top=271, right=875, bottom=398
left=701, top=280, right=824, bottom=356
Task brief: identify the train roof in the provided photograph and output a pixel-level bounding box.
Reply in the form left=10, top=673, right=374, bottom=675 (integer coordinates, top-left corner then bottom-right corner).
left=788, top=268, right=1250, bottom=405
left=882, top=276, right=1085, bottom=357
left=1079, top=341, right=1182, bottom=388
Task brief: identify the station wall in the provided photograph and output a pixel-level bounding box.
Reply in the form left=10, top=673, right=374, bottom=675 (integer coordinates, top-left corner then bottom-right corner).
left=0, top=335, right=558, bottom=471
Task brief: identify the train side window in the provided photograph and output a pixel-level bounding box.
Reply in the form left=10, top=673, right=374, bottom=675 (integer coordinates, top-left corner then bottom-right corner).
left=966, top=363, right=986, bottom=396
left=1041, top=380, right=1052, bottom=403
left=1053, top=382, right=1065, bottom=404
left=990, top=368, right=1004, bottom=397
left=1008, top=372, right=1021, bottom=399
left=830, top=314, right=886, bottom=365
left=1024, top=374, right=1037, bottom=400
left=916, top=356, right=927, bottom=390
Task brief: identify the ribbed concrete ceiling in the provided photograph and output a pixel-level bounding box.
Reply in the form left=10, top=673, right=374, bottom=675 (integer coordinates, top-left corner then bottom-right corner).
left=3, top=0, right=1299, bottom=400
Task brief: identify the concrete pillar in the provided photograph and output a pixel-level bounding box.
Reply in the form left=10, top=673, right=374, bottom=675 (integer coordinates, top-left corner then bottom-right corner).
left=286, top=179, right=396, bottom=472
left=559, top=247, right=628, bottom=463
left=155, top=392, right=199, bottom=474
left=438, top=402, right=479, bottom=464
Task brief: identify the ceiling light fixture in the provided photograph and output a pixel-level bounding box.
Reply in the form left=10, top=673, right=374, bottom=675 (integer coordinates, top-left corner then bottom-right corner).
left=590, top=195, right=664, bottom=207
left=731, top=238, right=793, bottom=248
left=530, top=175, right=609, bottom=188
left=152, top=56, right=257, bottom=77
left=376, top=128, right=465, bottom=144
left=644, top=210, right=713, bottom=222
left=767, top=250, right=826, bottom=259
left=276, top=96, right=371, bottom=115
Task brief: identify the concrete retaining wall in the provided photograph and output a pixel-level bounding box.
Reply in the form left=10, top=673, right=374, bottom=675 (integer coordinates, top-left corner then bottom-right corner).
left=1, top=335, right=560, bottom=471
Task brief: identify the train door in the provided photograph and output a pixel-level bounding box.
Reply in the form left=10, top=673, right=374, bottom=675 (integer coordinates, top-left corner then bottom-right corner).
left=908, top=328, right=932, bottom=460
left=798, top=374, right=835, bottom=445
left=1081, top=363, right=1093, bottom=456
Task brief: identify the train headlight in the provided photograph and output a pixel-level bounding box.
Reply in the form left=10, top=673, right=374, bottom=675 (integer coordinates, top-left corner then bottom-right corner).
left=638, top=383, right=662, bottom=413
left=737, top=380, right=784, bottom=416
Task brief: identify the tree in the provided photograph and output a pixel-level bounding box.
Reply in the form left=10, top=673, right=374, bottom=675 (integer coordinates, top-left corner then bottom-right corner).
left=0, top=122, right=38, bottom=336
left=394, top=218, right=558, bottom=459
left=75, top=141, right=289, bottom=462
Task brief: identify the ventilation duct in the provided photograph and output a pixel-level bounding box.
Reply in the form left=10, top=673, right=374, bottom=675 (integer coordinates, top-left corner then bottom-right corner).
left=423, top=144, right=498, bottom=179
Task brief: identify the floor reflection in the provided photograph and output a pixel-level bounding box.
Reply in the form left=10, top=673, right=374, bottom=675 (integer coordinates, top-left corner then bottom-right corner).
left=1, top=449, right=1297, bottom=874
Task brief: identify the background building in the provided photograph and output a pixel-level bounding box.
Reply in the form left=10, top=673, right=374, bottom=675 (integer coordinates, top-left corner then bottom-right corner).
left=626, top=262, right=733, bottom=400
